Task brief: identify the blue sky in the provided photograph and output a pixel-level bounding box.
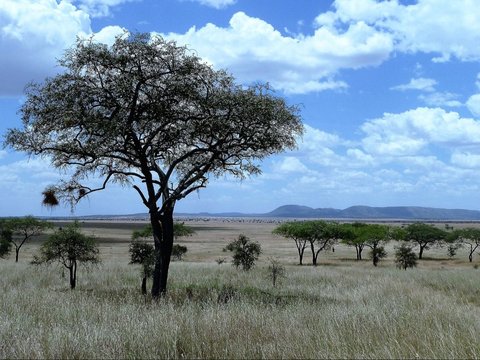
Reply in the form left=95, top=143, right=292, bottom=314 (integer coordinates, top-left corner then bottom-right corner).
left=2, top=0, right=480, bottom=216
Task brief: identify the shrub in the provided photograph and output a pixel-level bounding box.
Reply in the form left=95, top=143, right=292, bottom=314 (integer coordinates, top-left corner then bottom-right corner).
left=267, top=258, right=286, bottom=287
left=172, top=244, right=188, bottom=261
left=395, top=243, right=417, bottom=270
left=129, top=239, right=155, bottom=295
left=224, top=234, right=261, bottom=271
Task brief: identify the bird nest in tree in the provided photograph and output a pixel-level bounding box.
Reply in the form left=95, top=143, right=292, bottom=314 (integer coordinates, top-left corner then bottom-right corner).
left=42, top=189, right=59, bottom=207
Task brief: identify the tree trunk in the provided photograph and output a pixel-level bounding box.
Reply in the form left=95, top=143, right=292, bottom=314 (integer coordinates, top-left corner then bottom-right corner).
left=151, top=207, right=174, bottom=298
left=69, top=261, right=77, bottom=289
left=141, top=276, right=147, bottom=295
left=310, top=241, right=317, bottom=266
left=418, top=245, right=424, bottom=260
left=299, top=250, right=304, bottom=265
left=469, top=251, right=473, bottom=263
left=15, top=247, right=19, bottom=263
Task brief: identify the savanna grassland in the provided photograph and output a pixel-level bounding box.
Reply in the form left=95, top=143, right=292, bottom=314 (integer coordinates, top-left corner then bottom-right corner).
left=1, top=219, right=480, bottom=359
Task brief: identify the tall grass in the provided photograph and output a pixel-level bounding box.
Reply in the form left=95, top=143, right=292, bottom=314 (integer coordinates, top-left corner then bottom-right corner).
left=1, top=260, right=480, bottom=359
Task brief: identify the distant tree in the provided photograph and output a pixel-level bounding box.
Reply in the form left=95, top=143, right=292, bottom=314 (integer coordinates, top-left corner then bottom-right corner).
left=129, top=238, right=155, bottom=295
left=307, top=221, right=340, bottom=266
left=448, top=228, right=480, bottom=262
left=369, top=246, right=387, bottom=267
left=267, top=257, right=286, bottom=287
left=272, top=222, right=309, bottom=265
left=363, top=224, right=391, bottom=266
left=5, top=32, right=303, bottom=298
left=0, top=221, right=12, bottom=259
left=224, top=234, right=261, bottom=271
left=32, top=222, right=99, bottom=289
left=3, top=216, right=52, bottom=262
left=171, top=244, right=188, bottom=261
left=398, top=223, right=447, bottom=259
left=395, top=244, right=417, bottom=270
left=339, top=222, right=369, bottom=260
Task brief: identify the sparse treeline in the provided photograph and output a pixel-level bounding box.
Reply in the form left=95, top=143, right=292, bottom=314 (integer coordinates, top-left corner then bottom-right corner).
left=273, top=221, right=480, bottom=266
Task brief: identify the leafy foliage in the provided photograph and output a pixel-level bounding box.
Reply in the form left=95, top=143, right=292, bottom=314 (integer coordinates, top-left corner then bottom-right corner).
left=396, top=223, right=447, bottom=259
left=267, top=258, right=286, bottom=287
left=1, top=216, right=51, bottom=262
left=4, top=32, right=303, bottom=296
left=172, top=244, right=188, bottom=261
left=32, top=222, right=99, bottom=289
left=129, top=238, right=155, bottom=294
left=395, top=244, right=418, bottom=270
left=448, top=228, right=480, bottom=262
left=224, top=234, right=261, bottom=271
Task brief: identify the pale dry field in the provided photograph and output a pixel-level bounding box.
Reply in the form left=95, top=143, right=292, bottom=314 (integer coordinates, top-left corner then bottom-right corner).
left=2, top=219, right=480, bottom=359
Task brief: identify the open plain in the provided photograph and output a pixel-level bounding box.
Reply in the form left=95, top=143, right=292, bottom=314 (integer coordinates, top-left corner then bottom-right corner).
left=2, top=219, right=480, bottom=359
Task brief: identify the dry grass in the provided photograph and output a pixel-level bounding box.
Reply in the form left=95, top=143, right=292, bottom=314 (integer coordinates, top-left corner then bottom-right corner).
left=1, top=219, right=480, bottom=359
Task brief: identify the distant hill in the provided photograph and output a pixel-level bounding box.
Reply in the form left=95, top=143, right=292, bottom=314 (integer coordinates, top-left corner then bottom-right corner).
left=42, top=204, right=480, bottom=221
left=263, top=205, right=480, bottom=220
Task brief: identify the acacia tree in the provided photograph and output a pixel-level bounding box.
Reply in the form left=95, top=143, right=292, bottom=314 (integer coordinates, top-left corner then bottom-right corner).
left=400, top=223, right=446, bottom=260
left=32, top=222, right=99, bottom=289
left=449, top=228, right=480, bottom=262
left=3, top=216, right=52, bottom=262
left=4, top=33, right=303, bottom=297
left=340, top=222, right=369, bottom=261
left=272, top=222, right=309, bottom=265
left=306, top=221, right=339, bottom=266
left=363, top=224, right=391, bottom=267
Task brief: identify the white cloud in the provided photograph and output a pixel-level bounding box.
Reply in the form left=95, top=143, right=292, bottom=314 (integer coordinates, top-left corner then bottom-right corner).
left=0, top=0, right=90, bottom=95
left=466, top=94, right=480, bottom=117
left=419, top=92, right=462, bottom=108
left=187, top=0, right=236, bottom=9
left=318, top=0, right=480, bottom=62
left=451, top=151, right=480, bottom=168
left=0, top=0, right=126, bottom=96
left=74, top=0, right=138, bottom=17
left=163, top=11, right=393, bottom=94
left=361, top=108, right=480, bottom=156
left=391, top=77, right=437, bottom=92
left=275, top=157, right=309, bottom=174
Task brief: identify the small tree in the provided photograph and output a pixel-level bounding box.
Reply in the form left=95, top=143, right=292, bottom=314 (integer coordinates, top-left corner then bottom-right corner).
left=340, top=222, right=368, bottom=260
left=32, top=222, right=99, bottom=289
left=267, top=257, right=286, bottom=287
left=400, top=223, right=446, bottom=259
left=273, top=222, right=309, bottom=265
left=129, top=239, right=155, bottom=295
left=0, top=237, right=12, bottom=259
left=0, top=222, right=12, bottom=259
left=171, top=244, right=188, bottom=261
left=3, top=216, right=51, bottom=262
left=369, top=246, right=387, bottom=266
left=395, top=244, right=417, bottom=270
left=224, top=234, right=261, bottom=271
left=448, top=228, right=480, bottom=262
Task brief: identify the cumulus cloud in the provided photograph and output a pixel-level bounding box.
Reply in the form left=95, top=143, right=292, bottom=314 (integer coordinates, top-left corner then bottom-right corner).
left=74, top=0, right=138, bottom=17
left=0, top=0, right=90, bottom=95
left=187, top=0, right=236, bottom=9
left=361, top=108, right=480, bottom=156
left=466, top=94, right=480, bottom=118
left=317, top=0, right=480, bottom=62
left=391, top=78, right=437, bottom=92
left=163, top=11, right=393, bottom=94
left=0, top=0, right=126, bottom=96
left=418, top=92, right=462, bottom=108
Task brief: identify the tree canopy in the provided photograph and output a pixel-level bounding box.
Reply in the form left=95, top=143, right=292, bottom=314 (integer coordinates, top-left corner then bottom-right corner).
left=4, top=32, right=303, bottom=297
left=32, top=222, right=99, bottom=289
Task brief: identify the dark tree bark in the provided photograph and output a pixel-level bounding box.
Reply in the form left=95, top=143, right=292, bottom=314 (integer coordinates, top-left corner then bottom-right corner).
left=141, top=277, right=147, bottom=295
left=69, top=261, right=77, bottom=289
